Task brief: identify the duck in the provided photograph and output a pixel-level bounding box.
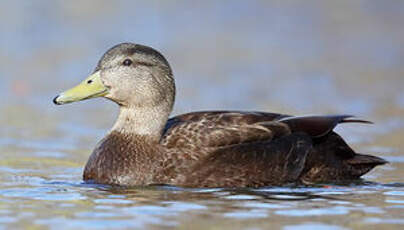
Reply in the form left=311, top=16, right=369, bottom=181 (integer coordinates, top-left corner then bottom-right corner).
left=53, top=43, right=387, bottom=188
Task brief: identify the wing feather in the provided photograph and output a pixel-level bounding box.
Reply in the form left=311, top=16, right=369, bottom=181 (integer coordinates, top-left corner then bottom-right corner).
left=161, top=111, right=289, bottom=149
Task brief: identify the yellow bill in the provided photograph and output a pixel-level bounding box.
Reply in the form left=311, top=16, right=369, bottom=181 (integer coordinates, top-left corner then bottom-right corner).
left=53, top=71, right=108, bottom=105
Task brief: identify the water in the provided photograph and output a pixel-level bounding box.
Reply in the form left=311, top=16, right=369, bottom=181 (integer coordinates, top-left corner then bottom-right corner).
left=0, top=1, right=403, bottom=229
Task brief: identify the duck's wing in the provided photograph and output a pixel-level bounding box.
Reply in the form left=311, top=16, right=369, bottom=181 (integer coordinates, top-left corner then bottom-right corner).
left=180, top=132, right=313, bottom=187
left=161, top=111, right=290, bottom=149
left=161, top=111, right=369, bottom=149
left=161, top=111, right=378, bottom=187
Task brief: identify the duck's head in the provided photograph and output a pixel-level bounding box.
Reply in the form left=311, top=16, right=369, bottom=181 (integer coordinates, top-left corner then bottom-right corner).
left=53, top=43, right=175, bottom=110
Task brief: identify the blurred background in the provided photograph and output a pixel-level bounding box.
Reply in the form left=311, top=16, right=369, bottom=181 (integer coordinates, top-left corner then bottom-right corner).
left=0, top=1, right=403, bottom=229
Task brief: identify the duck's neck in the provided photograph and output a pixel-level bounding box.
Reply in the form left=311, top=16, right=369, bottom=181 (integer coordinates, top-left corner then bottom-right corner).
left=111, top=105, right=171, bottom=141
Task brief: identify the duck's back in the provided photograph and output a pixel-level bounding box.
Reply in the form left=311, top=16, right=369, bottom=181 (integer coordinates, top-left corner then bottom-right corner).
left=161, top=111, right=387, bottom=187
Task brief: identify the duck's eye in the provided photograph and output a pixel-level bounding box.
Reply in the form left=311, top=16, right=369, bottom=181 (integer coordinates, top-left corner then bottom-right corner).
left=122, top=59, right=132, bottom=66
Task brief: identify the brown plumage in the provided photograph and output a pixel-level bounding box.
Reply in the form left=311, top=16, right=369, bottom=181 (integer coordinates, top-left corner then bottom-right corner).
left=54, top=43, right=387, bottom=188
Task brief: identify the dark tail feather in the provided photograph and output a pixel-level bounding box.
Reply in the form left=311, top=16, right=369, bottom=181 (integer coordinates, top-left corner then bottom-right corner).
left=340, top=118, right=373, bottom=124
left=347, top=153, right=388, bottom=165
left=279, top=115, right=373, bottom=138
left=346, top=153, right=388, bottom=177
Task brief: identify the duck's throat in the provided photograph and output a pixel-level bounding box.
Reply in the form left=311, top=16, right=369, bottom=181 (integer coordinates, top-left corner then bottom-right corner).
left=111, top=105, right=170, bottom=139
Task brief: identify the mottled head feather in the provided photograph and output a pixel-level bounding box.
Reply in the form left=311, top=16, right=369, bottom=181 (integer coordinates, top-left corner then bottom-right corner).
left=95, top=43, right=171, bottom=73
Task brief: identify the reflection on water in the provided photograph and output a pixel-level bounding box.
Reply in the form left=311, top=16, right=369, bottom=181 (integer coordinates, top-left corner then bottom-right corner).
left=1, top=175, right=404, bottom=229
left=1, top=0, right=404, bottom=229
